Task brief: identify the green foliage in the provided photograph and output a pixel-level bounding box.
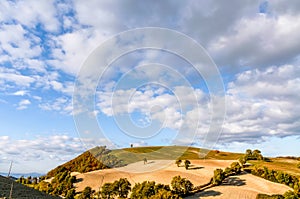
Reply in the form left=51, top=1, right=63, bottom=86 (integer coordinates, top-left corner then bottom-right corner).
left=256, top=193, right=284, bottom=199
left=252, top=166, right=300, bottom=198
left=175, top=159, right=182, bottom=167
left=47, top=146, right=124, bottom=178
left=212, top=169, right=225, bottom=185
left=35, top=170, right=76, bottom=197
left=131, top=181, right=156, bottom=199
left=244, top=149, right=264, bottom=161
left=100, top=178, right=131, bottom=198
left=283, top=190, right=299, bottom=199
left=171, top=176, right=193, bottom=195
left=65, top=188, right=76, bottom=199
left=0, top=175, right=60, bottom=199
left=130, top=181, right=175, bottom=199
left=230, top=162, right=242, bottom=174
left=297, top=162, right=300, bottom=169
left=239, top=156, right=246, bottom=165
left=149, top=189, right=181, bottom=199
left=101, top=182, right=115, bottom=199
left=184, top=160, right=191, bottom=170
left=79, top=186, right=93, bottom=199
left=113, top=178, right=131, bottom=198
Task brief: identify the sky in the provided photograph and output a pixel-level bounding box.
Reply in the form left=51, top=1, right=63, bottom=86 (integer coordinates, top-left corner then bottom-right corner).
left=0, top=0, right=300, bottom=173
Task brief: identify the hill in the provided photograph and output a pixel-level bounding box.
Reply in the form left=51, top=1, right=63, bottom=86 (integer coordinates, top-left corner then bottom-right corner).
left=0, top=175, right=60, bottom=199
left=46, top=146, right=243, bottom=178
left=47, top=146, right=124, bottom=177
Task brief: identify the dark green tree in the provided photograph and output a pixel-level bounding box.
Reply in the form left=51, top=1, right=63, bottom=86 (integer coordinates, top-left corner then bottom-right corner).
left=283, top=190, right=299, bottom=199
left=131, top=181, right=156, bottom=199
left=175, top=159, right=182, bottom=167
left=112, top=178, right=131, bottom=198
left=171, top=175, right=193, bottom=195
left=184, top=160, right=191, bottom=170
left=81, top=186, right=92, bottom=199
left=212, top=169, right=225, bottom=185
left=230, top=162, right=242, bottom=174
left=65, top=188, right=76, bottom=199
left=101, top=183, right=114, bottom=199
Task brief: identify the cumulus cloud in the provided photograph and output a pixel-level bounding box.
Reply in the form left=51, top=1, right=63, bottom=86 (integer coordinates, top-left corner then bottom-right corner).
left=96, top=64, right=300, bottom=146
left=1, top=0, right=300, bottom=173
left=39, top=97, right=72, bottom=114
left=17, top=99, right=31, bottom=110
left=0, top=134, right=115, bottom=172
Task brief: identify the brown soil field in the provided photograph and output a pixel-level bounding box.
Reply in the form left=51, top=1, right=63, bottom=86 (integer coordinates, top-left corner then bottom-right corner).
left=72, top=159, right=291, bottom=198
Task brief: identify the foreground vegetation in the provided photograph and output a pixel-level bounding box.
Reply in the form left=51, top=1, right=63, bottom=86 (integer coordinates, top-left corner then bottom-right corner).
left=0, top=175, right=60, bottom=199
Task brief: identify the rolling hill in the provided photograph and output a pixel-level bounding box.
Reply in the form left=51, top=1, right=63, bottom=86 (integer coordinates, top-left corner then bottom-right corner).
left=47, top=145, right=243, bottom=178
left=0, top=175, right=60, bottom=199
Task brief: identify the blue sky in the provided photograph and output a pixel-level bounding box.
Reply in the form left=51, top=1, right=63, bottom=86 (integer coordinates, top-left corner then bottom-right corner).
left=0, top=0, right=300, bottom=173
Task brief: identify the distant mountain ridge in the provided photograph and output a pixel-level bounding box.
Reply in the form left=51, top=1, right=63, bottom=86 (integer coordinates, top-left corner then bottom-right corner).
left=0, top=172, right=44, bottom=178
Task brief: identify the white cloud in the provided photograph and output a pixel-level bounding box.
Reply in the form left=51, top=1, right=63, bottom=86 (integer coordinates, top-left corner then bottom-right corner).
left=0, top=69, right=35, bottom=87
left=12, top=90, right=28, bottom=96
left=0, top=0, right=59, bottom=32
left=208, top=13, right=300, bottom=67
left=17, top=99, right=31, bottom=110
left=0, top=135, right=113, bottom=173
left=39, top=97, right=72, bottom=114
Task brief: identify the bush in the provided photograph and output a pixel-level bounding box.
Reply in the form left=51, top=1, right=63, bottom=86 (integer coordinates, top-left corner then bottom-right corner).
left=256, top=193, right=284, bottom=199
left=283, top=190, right=299, bottom=199
left=212, top=169, right=225, bottom=185
left=131, top=181, right=156, bottom=199
left=149, top=189, right=181, bottom=199
left=80, top=186, right=93, bottom=199
left=184, top=160, right=191, bottom=170
left=171, top=176, right=193, bottom=195
left=230, top=162, right=242, bottom=174
left=175, top=160, right=182, bottom=167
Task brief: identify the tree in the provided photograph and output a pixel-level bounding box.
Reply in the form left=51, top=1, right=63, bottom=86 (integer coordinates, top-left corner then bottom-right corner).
left=212, top=169, right=225, bottom=185
left=246, top=149, right=252, bottom=156
left=113, top=178, right=131, bottom=198
left=230, top=162, right=242, bottom=174
left=175, top=160, right=182, bottom=167
left=283, top=190, right=299, bottom=199
left=101, top=183, right=114, bottom=199
left=239, top=156, right=246, bottom=166
left=184, top=160, right=191, bottom=170
left=65, top=189, right=76, bottom=199
left=81, top=186, right=92, bottom=199
left=149, top=189, right=181, bottom=199
left=171, top=176, right=193, bottom=195
left=131, top=181, right=156, bottom=199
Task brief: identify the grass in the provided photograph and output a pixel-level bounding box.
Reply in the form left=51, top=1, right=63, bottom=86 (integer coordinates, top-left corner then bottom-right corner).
left=109, top=146, right=242, bottom=165
left=249, top=157, right=300, bottom=177
left=0, top=175, right=60, bottom=199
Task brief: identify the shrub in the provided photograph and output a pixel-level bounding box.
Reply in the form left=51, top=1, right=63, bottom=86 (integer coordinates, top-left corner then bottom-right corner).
left=184, top=160, right=191, bottom=170
left=212, top=169, right=225, bottom=185
left=256, top=193, right=284, bottom=199
left=175, top=160, right=182, bottom=167
left=171, top=176, right=193, bottom=195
